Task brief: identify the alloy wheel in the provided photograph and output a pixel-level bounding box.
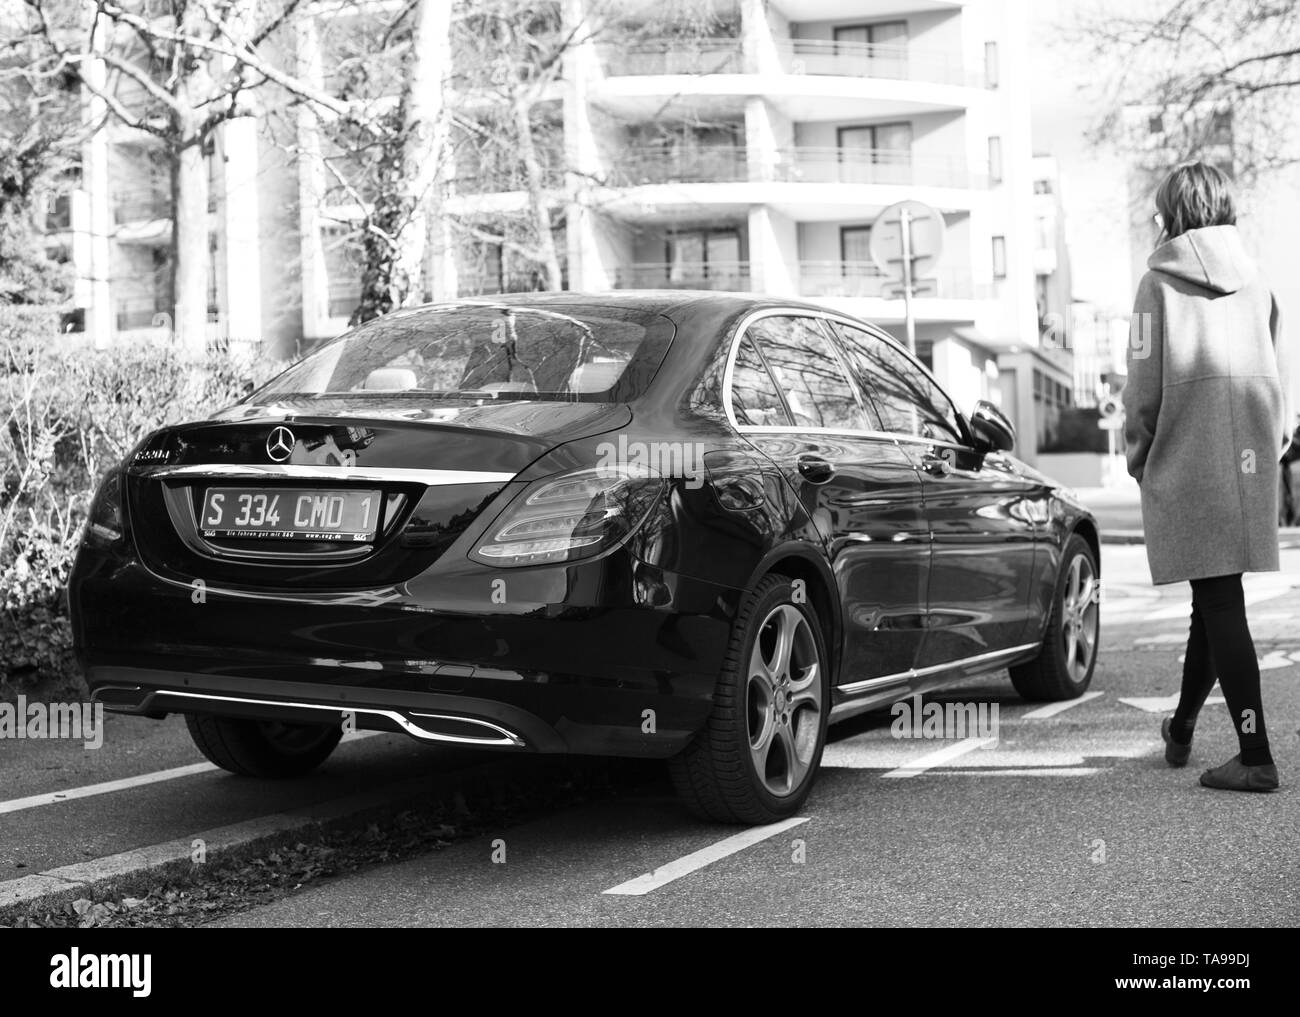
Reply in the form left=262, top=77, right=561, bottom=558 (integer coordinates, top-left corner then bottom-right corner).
left=746, top=603, right=823, bottom=797
left=1060, top=553, right=1099, bottom=685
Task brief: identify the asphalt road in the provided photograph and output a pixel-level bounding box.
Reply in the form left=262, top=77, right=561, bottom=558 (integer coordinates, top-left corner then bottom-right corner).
left=5, top=545, right=1299, bottom=926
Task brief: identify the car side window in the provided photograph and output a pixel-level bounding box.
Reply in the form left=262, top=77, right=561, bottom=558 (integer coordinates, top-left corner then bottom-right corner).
left=830, top=322, right=965, bottom=444
left=728, top=333, right=791, bottom=427
left=745, top=316, right=872, bottom=432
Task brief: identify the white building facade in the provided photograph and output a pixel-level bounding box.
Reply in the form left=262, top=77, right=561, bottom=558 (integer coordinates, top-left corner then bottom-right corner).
left=47, top=0, right=1061, bottom=460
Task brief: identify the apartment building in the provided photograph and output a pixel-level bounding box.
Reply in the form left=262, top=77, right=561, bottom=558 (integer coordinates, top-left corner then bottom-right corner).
left=45, top=0, right=1067, bottom=461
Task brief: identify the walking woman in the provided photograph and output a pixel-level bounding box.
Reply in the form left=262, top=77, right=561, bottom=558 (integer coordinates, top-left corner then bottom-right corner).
left=1124, top=161, right=1293, bottom=791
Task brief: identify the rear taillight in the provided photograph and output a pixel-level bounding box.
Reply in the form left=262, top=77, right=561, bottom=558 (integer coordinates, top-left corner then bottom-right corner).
left=84, top=470, right=124, bottom=546
left=470, top=466, right=664, bottom=567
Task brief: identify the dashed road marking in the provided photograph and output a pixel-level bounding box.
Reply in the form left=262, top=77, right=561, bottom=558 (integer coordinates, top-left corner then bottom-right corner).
left=0, top=731, right=380, bottom=817
left=880, top=737, right=998, bottom=778
left=0, top=763, right=431, bottom=909
left=925, top=767, right=1100, bottom=777
left=602, top=817, right=809, bottom=896
left=1119, top=694, right=1225, bottom=713
left=1021, top=691, right=1105, bottom=720
left=0, top=762, right=218, bottom=817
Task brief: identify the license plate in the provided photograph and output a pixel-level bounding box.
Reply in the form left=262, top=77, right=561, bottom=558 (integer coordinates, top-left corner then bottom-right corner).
left=199, top=487, right=382, bottom=542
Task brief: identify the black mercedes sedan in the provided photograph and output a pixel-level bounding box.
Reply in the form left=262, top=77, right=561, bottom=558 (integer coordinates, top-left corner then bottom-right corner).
left=70, top=293, right=1100, bottom=824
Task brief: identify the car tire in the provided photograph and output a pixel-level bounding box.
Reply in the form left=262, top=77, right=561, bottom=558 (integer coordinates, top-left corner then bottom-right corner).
left=669, top=573, right=829, bottom=824
left=184, top=714, right=343, bottom=777
left=1010, top=533, right=1099, bottom=702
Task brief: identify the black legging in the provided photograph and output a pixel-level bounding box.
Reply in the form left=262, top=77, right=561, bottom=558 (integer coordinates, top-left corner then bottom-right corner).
left=1172, top=574, right=1273, bottom=766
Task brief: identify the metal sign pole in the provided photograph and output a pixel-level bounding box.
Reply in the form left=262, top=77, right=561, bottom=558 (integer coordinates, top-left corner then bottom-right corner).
left=899, top=206, right=917, bottom=356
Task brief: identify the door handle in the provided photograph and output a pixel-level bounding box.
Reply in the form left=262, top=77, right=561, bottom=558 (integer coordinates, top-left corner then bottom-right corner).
left=919, top=450, right=954, bottom=476
left=797, top=454, right=835, bottom=484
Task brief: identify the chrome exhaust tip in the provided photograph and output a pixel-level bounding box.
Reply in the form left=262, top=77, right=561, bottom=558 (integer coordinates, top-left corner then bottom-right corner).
left=151, top=690, right=526, bottom=748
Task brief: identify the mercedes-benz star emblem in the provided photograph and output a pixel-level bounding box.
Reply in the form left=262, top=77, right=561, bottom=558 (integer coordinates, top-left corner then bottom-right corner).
left=266, top=425, right=295, bottom=463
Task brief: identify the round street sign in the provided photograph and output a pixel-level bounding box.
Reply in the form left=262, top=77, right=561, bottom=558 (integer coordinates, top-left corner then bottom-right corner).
left=869, top=200, right=946, bottom=281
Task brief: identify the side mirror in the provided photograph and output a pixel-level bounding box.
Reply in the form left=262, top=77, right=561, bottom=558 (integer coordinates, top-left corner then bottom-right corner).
left=969, top=399, right=1015, bottom=453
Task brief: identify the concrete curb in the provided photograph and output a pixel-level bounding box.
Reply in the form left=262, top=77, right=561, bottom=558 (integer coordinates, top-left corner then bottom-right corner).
left=0, top=754, right=571, bottom=914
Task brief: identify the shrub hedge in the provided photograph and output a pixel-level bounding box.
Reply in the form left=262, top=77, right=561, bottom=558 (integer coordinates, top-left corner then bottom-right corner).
left=0, top=309, right=283, bottom=700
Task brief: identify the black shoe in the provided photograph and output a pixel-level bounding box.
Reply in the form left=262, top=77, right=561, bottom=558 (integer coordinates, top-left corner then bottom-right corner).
left=1199, top=754, right=1280, bottom=792
left=1161, top=717, right=1191, bottom=767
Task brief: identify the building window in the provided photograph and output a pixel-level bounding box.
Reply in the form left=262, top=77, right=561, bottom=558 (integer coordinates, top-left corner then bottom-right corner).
left=666, top=228, right=742, bottom=283
left=991, top=236, right=1007, bottom=279
left=833, top=21, right=908, bottom=78
left=837, top=122, right=912, bottom=184
left=984, top=41, right=999, bottom=88
left=1148, top=112, right=1164, bottom=135
left=833, top=21, right=909, bottom=49
left=840, top=225, right=872, bottom=266
left=988, top=136, right=1003, bottom=184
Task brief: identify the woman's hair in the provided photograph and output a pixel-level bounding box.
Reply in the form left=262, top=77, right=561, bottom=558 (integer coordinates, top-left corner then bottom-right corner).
left=1155, top=161, right=1236, bottom=241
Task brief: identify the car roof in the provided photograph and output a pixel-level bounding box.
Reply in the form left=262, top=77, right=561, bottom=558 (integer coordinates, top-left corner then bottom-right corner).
left=400, top=290, right=843, bottom=322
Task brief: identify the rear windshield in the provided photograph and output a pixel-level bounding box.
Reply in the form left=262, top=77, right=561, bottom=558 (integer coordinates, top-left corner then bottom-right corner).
left=252, top=303, right=675, bottom=404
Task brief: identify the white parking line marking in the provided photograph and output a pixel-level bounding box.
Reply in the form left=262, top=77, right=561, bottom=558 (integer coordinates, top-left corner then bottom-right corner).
left=1119, top=695, right=1224, bottom=713
left=0, top=731, right=380, bottom=817
left=1021, top=691, right=1105, bottom=720
left=0, top=762, right=217, bottom=816
left=1143, top=580, right=1299, bottom=621
left=927, top=767, right=1100, bottom=777
left=0, top=764, right=430, bottom=909
left=879, top=736, right=997, bottom=778
left=602, top=817, right=809, bottom=896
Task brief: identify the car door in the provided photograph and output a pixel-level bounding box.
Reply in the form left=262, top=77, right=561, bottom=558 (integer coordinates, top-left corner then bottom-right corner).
left=828, top=320, right=1042, bottom=670
left=727, top=313, right=930, bottom=691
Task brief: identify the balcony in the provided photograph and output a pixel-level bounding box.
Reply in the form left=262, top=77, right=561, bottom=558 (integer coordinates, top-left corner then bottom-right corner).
left=599, top=37, right=977, bottom=89
left=112, top=189, right=170, bottom=225
left=611, top=146, right=750, bottom=186
left=457, top=271, right=550, bottom=296
left=776, top=39, right=976, bottom=88
left=601, top=38, right=745, bottom=77
left=799, top=261, right=985, bottom=301
left=615, top=261, right=751, bottom=291
left=773, top=147, right=980, bottom=189
left=114, top=299, right=171, bottom=331
left=607, top=145, right=981, bottom=192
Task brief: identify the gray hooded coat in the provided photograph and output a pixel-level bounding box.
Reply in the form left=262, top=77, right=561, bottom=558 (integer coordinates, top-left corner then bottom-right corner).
left=1123, top=224, right=1293, bottom=585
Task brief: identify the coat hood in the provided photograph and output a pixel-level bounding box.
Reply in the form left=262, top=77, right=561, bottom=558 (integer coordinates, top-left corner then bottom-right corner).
left=1147, top=224, right=1255, bottom=295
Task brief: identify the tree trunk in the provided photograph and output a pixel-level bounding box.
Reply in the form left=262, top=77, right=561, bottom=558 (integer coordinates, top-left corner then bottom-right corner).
left=393, top=0, right=450, bottom=306
left=172, top=132, right=209, bottom=359
left=513, top=96, right=564, bottom=290
left=172, top=8, right=213, bottom=361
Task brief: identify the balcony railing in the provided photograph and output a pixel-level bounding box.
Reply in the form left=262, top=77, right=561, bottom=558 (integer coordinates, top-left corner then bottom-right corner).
left=611, top=145, right=749, bottom=186
left=799, top=262, right=983, bottom=300
left=777, top=39, right=974, bottom=88
left=601, top=38, right=745, bottom=77
left=112, top=190, right=170, bottom=225
left=615, top=261, right=751, bottom=291
left=114, top=299, right=171, bottom=331
left=457, top=271, right=550, bottom=296
left=773, top=147, right=978, bottom=189
left=608, top=145, right=980, bottom=190
left=599, top=36, right=976, bottom=87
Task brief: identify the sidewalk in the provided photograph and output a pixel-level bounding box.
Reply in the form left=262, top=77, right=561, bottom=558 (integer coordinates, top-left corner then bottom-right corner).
left=1073, top=486, right=1300, bottom=547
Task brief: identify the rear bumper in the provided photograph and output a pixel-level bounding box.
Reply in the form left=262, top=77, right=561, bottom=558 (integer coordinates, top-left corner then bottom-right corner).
left=71, top=549, right=741, bottom=758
